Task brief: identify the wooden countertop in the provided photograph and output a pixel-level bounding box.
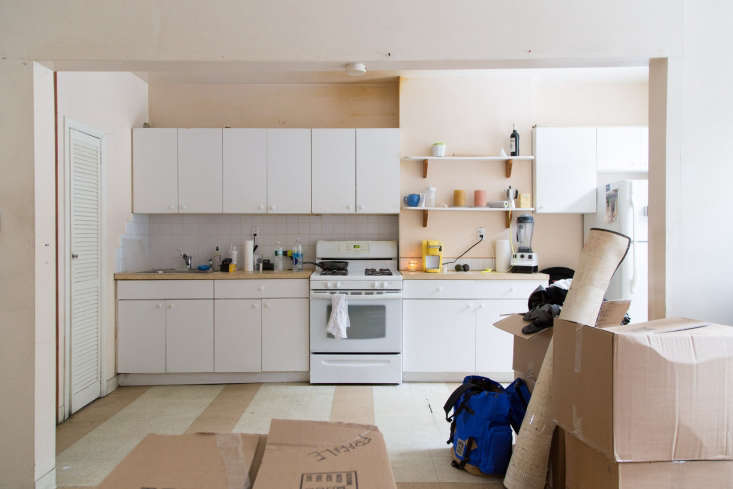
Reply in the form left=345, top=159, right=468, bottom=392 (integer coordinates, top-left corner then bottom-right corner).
left=401, top=271, right=549, bottom=281
left=114, top=270, right=313, bottom=280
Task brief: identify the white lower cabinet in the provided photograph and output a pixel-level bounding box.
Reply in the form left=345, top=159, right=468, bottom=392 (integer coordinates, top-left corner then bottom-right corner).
left=262, top=298, right=309, bottom=372
left=403, top=300, right=476, bottom=373
left=402, top=279, right=547, bottom=380
left=475, top=300, right=525, bottom=374
left=165, top=300, right=214, bottom=372
left=117, top=300, right=166, bottom=373
left=215, top=299, right=262, bottom=372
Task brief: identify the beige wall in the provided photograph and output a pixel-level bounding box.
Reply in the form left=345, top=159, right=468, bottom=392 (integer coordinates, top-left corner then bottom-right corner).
left=56, top=72, right=149, bottom=414
left=0, top=60, right=36, bottom=489
left=149, top=82, right=398, bottom=128
left=399, top=71, right=648, bottom=269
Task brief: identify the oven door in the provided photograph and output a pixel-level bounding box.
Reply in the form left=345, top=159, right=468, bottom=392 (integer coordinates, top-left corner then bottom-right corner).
left=309, top=291, right=402, bottom=353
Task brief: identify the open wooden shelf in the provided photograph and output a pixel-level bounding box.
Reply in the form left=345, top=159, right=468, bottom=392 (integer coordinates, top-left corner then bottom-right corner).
left=403, top=155, right=535, bottom=178
left=402, top=206, right=535, bottom=228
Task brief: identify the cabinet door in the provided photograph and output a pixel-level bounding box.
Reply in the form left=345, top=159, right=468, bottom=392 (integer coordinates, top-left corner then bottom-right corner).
left=312, top=129, right=356, bottom=214
left=261, top=298, right=308, bottom=371
left=356, top=128, right=400, bottom=214
left=178, top=128, right=222, bottom=213
left=403, top=299, right=476, bottom=373
left=132, top=128, right=178, bottom=213
left=165, top=299, right=214, bottom=372
left=534, top=127, right=597, bottom=213
left=117, top=300, right=166, bottom=373
left=597, top=126, right=648, bottom=172
left=222, top=129, right=267, bottom=213
left=214, top=299, right=261, bottom=372
left=475, top=300, right=524, bottom=375
left=266, top=129, right=311, bottom=213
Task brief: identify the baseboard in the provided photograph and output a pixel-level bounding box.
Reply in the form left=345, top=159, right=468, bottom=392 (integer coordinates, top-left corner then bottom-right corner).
left=103, top=375, right=119, bottom=396
left=118, top=371, right=309, bottom=386
left=403, top=371, right=514, bottom=382
left=35, top=467, right=55, bottom=489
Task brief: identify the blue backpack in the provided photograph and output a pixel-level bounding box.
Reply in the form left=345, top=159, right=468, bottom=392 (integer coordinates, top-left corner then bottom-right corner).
left=443, top=376, right=531, bottom=476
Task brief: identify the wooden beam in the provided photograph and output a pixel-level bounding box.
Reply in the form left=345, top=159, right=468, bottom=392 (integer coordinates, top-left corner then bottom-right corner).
left=505, top=159, right=513, bottom=178
left=422, top=159, right=429, bottom=178
left=422, top=209, right=429, bottom=227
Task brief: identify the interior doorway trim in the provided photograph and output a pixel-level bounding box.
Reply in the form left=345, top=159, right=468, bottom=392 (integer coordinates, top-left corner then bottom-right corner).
left=61, top=117, right=107, bottom=420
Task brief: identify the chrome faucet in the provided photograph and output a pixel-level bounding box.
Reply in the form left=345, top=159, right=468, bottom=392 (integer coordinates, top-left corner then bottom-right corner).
left=178, top=249, right=193, bottom=270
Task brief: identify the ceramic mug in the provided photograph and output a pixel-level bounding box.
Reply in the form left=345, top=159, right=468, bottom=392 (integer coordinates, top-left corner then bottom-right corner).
left=403, top=193, right=421, bottom=207
left=453, top=190, right=466, bottom=207
left=474, top=190, right=487, bottom=207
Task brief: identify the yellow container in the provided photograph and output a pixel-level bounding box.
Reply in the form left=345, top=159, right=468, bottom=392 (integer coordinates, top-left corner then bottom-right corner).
left=453, top=190, right=466, bottom=207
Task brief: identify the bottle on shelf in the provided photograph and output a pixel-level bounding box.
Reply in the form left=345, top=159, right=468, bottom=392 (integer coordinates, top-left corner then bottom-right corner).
left=510, top=123, right=520, bottom=157
left=294, top=238, right=303, bottom=271
left=212, top=245, right=222, bottom=270
left=274, top=242, right=284, bottom=272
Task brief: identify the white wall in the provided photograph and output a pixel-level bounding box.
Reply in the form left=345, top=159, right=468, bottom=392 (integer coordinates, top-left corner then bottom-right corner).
left=0, top=59, right=36, bottom=489
left=664, top=0, right=733, bottom=324
left=33, top=62, right=56, bottom=488
left=56, top=72, right=149, bottom=415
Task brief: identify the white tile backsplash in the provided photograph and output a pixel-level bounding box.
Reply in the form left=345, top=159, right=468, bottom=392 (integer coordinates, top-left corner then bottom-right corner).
left=117, top=214, right=398, bottom=272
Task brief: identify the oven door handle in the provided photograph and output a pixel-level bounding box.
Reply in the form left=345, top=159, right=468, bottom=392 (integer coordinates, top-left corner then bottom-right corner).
left=310, top=292, right=403, bottom=301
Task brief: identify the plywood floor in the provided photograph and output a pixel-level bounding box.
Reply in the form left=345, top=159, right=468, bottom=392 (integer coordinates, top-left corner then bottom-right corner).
left=56, top=382, right=504, bottom=489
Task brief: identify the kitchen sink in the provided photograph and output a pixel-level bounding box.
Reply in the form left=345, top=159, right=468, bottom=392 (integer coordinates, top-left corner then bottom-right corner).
left=142, top=268, right=212, bottom=274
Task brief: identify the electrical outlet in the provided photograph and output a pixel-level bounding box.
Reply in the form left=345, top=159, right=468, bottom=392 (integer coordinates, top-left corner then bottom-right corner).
left=477, top=227, right=486, bottom=240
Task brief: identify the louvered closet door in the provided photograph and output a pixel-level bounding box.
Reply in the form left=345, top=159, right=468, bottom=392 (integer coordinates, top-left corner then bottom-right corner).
left=69, top=126, right=102, bottom=413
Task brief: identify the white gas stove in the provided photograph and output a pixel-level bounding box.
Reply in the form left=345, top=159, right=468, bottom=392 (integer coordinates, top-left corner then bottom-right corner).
left=309, top=240, right=403, bottom=384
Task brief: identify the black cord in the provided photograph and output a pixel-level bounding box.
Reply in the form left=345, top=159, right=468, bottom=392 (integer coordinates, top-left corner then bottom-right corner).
left=443, top=237, right=484, bottom=265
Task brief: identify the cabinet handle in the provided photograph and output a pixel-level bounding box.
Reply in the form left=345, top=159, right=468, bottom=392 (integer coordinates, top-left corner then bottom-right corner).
left=156, top=303, right=162, bottom=309
left=181, top=203, right=188, bottom=210
left=251, top=303, right=258, bottom=309
left=477, top=304, right=485, bottom=310
left=346, top=204, right=352, bottom=210
left=259, top=203, right=265, bottom=210
left=270, top=205, right=276, bottom=211
left=258, top=285, right=265, bottom=292
left=168, top=204, right=176, bottom=210
left=263, top=302, right=270, bottom=309
left=167, top=304, right=174, bottom=310
left=357, top=204, right=364, bottom=211
left=435, top=287, right=443, bottom=292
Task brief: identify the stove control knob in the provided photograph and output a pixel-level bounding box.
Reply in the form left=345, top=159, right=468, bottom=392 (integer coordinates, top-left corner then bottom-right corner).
left=328, top=282, right=335, bottom=289
left=336, top=282, right=342, bottom=288
left=371, top=282, right=377, bottom=288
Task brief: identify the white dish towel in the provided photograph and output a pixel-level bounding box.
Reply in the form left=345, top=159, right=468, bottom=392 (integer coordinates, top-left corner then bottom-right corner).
left=327, top=293, right=350, bottom=339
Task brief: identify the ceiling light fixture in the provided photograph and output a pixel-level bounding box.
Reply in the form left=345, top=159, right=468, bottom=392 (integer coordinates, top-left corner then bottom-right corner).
left=345, top=62, right=367, bottom=76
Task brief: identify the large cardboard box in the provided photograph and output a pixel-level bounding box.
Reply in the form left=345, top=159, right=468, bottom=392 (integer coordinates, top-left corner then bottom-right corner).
left=565, top=432, right=733, bottom=489
left=494, top=300, right=630, bottom=390
left=553, top=317, right=733, bottom=462
left=98, top=432, right=264, bottom=489
left=253, top=419, right=397, bottom=489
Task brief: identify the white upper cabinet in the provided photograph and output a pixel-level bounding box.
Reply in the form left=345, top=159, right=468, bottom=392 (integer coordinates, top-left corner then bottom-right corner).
left=312, top=129, right=356, bottom=214
left=533, top=127, right=597, bottom=213
left=266, top=129, right=311, bottom=214
left=132, top=128, right=179, bottom=213
left=222, top=129, right=267, bottom=213
left=596, top=126, right=648, bottom=172
left=178, top=129, right=222, bottom=213
left=356, top=128, right=400, bottom=214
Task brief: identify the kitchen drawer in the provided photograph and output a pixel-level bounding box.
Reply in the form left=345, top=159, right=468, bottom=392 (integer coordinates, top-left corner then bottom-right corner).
left=214, top=279, right=308, bottom=299
left=117, top=280, right=213, bottom=300
left=310, top=353, right=402, bottom=384
left=403, top=280, right=543, bottom=300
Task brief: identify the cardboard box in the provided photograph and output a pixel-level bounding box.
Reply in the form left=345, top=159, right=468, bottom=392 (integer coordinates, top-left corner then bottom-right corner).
left=494, top=300, right=630, bottom=391
left=98, top=432, right=265, bottom=489
left=553, top=317, right=733, bottom=462
left=253, top=419, right=396, bottom=489
left=565, top=432, right=733, bottom=489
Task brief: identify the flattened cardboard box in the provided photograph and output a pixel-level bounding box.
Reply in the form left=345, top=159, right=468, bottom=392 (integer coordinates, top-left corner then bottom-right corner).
left=253, top=419, right=396, bottom=489
left=553, top=317, right=733, bottom=462
left=565, top=432, right=733, bottom=489
left=98, top=432, right=264, bottom=489
left=494, top=300, right=629, bottom=390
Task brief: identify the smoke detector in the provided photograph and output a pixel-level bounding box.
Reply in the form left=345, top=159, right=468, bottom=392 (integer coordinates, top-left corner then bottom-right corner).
left=345, top=62, right=367, bottom=76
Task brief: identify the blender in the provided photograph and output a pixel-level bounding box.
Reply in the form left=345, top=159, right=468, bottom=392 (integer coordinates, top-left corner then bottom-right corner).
left=510, top=214, right=539, bottom=273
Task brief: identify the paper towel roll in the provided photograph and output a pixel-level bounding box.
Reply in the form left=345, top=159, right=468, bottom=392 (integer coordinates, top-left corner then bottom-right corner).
left=495, top=239, right=511, bottom=272
left=244, top=240, right=254, bottom=272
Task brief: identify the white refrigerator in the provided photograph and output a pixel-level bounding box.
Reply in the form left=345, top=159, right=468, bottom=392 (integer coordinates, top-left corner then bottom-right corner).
left=583, top=180, right=648, bottom=323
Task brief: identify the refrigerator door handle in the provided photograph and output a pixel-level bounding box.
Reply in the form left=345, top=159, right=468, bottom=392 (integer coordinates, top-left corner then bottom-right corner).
left=630, top=199, right=638, bottom=295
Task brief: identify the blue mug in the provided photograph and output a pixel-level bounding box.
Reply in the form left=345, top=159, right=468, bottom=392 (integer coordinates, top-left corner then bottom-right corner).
left=403, top=193, right=421, bottom=207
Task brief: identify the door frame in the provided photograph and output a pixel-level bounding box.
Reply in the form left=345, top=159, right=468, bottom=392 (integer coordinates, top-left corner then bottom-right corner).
left=60, top=117, right=106, bottom=420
